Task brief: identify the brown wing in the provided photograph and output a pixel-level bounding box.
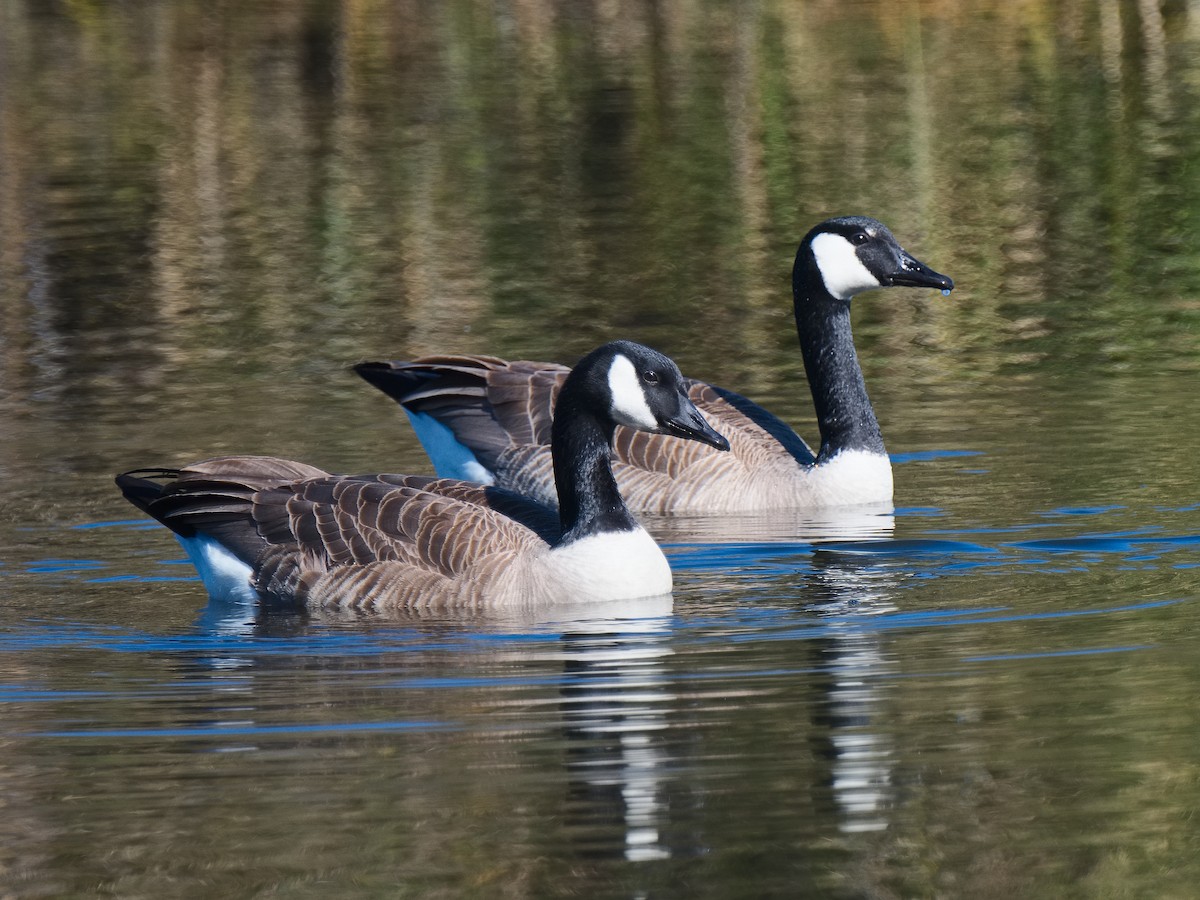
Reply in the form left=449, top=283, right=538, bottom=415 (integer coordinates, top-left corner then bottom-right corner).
left=356, top=356, right=568, bottom=465
left=251, top=474, right=551, bottom=607
left=357, top=356, right=815, bottom=513
left=480, top=380, right=817, bottom=511
left=481, top=361, right=565, bottom=445
left=613, top=380, right=816, bottom=477
left=121, top=457, right=556, bottom=608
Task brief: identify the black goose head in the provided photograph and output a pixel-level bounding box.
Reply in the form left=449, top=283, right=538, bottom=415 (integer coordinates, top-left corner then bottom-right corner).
left=798, top=215, right=954, bottom=302
left=570, top=341, right=730, bottom=451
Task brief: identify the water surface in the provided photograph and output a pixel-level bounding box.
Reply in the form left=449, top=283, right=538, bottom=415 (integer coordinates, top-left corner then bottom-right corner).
left=3, top=1, right=1200, bottom=897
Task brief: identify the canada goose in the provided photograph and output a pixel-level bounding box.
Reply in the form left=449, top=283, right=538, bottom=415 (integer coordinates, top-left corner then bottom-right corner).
left=356, top=216, right=952, bottom=514
left=115, top=341, right=729, bottom=610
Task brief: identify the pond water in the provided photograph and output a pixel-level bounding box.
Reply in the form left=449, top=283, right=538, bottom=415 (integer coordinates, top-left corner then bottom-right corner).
left=3, top=1, right=1200, bottom=897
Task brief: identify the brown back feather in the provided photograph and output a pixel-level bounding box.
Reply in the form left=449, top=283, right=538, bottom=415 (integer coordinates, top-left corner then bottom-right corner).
left=362, top=356, right=813, bottom=512
left=123, top=456, right=557, bottom=608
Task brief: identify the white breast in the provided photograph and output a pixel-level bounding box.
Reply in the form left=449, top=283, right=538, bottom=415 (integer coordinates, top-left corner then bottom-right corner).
left=544, top=528, right=673, bottom=601
left=797, top=449, right=893, bottom=506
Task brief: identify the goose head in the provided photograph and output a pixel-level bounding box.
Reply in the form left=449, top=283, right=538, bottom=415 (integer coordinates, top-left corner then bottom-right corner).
left=802, top=215, right=954, bottom=302
left=571, top=340, right=730, bottom=451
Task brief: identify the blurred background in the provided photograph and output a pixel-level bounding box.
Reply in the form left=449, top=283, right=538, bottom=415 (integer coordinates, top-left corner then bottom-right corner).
left=3, top=0, right=1198, bottom=489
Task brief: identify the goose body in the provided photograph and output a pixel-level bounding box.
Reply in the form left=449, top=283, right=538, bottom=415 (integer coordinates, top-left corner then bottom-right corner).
left=357, top=216, right=953, bottom=514
left=116, top=342, right=729, bottom=610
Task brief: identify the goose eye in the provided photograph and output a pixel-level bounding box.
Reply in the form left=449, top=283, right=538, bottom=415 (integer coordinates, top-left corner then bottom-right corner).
left=642, top=370, right=659, bottom=385
left=850, top=231, right=870, bottom=246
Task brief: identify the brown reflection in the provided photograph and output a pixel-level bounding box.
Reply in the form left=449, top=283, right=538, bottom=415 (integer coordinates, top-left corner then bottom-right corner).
left=2, top=0, right=1199, bottom=470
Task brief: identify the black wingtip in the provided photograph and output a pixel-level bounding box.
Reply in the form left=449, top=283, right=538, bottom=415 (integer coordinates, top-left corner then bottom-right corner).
left=353, top=360, right=428, bottom=403
left=352, top=360, right=389, bottom=376
left=352, top=360, right=392, bottom=388
left=115, top=468, right=177, bottom=517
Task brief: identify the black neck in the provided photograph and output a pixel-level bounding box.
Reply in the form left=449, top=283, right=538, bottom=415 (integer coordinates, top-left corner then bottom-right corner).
left=551, top=394, right=640, bottom=545
left=793, top=257, right=886, bottom=460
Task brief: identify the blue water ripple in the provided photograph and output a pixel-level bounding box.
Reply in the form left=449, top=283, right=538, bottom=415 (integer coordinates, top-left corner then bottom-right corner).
left=26, top=559, right=107, bottom=574
left=895, top=507, right=948, bottom=517
left=85, top=575, right=199, bottom=583
left=707, top=597, right=1186, bottom=644
left=25, top=719, right=452, bottom=739
left=821, top=539, right=997, bottom=556
left=1039, top=506, right=1126, bottom=517
left=72, top=520, right=159, bottom=528
left=0, top=688, right=112, bottom=702
left=387, top=675, right=570, bottom=690
left=965, top=644, right=1156, bottom=662
left=891, top=449, right=985, bottom=464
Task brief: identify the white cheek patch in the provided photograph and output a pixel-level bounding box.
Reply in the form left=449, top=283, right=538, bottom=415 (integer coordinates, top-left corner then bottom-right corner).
left=811, top=232, right=882, bottom=300
left=607, top=354, right=659, bottom=430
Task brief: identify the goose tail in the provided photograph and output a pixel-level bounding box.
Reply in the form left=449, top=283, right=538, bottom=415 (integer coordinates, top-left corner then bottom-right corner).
left=115, top=457, right=327, bottom=603
left=115, top=468, right=177, bottom=521
left=355, top=358, right=517, bottom=484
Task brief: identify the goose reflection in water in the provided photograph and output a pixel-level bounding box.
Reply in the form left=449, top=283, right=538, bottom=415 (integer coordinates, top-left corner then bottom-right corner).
left=192, top=590, right=679, bottom=864
left=643, top=502, right=896, bottom=546
left=803, top=550, right=901, bottom=835
left=185, top=535, right=906, bottom=858
left=553, top=600, right=676, bottom=862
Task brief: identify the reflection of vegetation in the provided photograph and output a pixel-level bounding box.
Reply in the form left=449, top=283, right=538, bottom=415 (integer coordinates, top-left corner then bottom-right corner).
left=2, top=0, right=1194, bottom=481
left=0, top=0, right=1196, bottom=514
left=4, top=1, right=1198, bottom=390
